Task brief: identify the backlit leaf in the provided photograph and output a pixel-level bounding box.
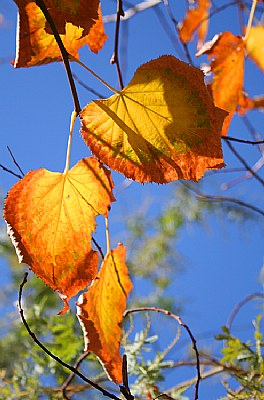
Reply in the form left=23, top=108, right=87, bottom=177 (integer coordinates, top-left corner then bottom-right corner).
left=197, top=32, right=245, bottom=135
left=13, top=1, right=106, bottom=67
left=76, top=244, right=133, bottom=384
left=80, top=55, right=226, bottom=184
left=179, top=0, right=211, bottom=50
left=4, top=158, right=115, bottom=314
left=245, top=26, right=264, bottom=72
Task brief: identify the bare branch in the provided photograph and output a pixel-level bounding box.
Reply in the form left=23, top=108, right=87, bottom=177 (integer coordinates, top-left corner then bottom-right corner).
left=227, top=292, right=264, bottom=331
left=110, top=0, right=125, bottom=90
left=124, top=307, right=201, bottom=400
left=18, top=272, right=121, bottom=400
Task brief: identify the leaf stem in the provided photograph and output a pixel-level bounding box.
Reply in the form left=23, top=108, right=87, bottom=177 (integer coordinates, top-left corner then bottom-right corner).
left=243, top=0, right=257, bottom=42
left=64, top=111, right=77, bottom=174
left=69, top=55, right=121, bottom=95
left=105, top=216, right=111, bottom=256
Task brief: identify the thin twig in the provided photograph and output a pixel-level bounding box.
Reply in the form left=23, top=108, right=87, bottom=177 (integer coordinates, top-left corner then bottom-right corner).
left=222, top=136, right=264, bottom=145
left=224, top=139, right=264, bottom=187
left=18, top=272, right=121, bottom=400
left=182, top=183, right=264, bottom=217
left=7, top=146, right=24, bottom=176
left=35, top=0, right=81, bottom=114
left=0, top=164, right=23, bottom=180
left=110, top=0, right=125, bottom=89
left=227, top=292, right=264, bottom=331
left=72, top=73, right=105, bottom=99
left=92, top=237, right=105, bottom=259
left=62, top=352, right=89, bottom=399
left=123, top=307, right=201, bottom=400
left=244, top=0, right=258, bottom=41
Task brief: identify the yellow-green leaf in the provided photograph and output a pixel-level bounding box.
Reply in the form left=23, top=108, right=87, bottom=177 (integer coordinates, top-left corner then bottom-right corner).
left=80, top=55, right=226, bottom=184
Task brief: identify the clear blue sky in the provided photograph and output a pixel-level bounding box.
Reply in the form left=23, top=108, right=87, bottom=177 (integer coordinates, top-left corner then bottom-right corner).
left=0, top=1, right=263, bottom=398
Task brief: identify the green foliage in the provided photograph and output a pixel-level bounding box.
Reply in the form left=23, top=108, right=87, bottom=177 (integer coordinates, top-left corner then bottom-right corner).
left=216, top=316, right=264, bottom=399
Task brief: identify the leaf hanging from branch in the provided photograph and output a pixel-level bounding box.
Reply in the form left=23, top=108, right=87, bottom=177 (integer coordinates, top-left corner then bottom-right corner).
left=179, top=0, right=211, bottom=50
left=197, top=32, right=245, bottom=135
left=80, top=55, right=227, bottom=184
left=4, top=158, right=115, bottom=314
left=77, top=244, right=133, bottom=384
left=13, top=0, right=107, bottom=67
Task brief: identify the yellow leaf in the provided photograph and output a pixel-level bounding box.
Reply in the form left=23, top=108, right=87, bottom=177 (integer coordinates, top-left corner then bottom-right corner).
left=77, top=244, right=133, bottom=384
left=4, top=158, right=115, bottom=314
left=245, top=26, right=264, bottom=72
left=13, top=1, right=106, bottom=67
left=80, top=55, right=226, bottom=183
left=197, top=32, right=245, bottom=135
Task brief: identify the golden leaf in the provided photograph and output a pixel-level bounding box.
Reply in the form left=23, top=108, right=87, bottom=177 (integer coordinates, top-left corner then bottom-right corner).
left=245, top=26, right=264, bottom=72
left=77, top=244, right=133, bottom=384
left=4, top=158, right=115, bottom=314
left=80, top=55, right=226, bottom=183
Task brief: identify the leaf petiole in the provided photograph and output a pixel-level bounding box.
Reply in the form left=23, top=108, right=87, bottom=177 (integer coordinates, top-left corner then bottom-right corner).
left=64, top=110, right=78, bottom=174
left=69, top=55, right=121, bottom=95
left=243, top=0, right=258, bottom=42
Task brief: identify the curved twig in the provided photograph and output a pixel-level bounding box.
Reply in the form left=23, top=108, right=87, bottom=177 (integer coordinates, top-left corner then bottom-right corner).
left=18, top=272, right=121, bottom=400
left=123, top=307, right=201, bottom=400
left=227, top=292, right=264, bottom=331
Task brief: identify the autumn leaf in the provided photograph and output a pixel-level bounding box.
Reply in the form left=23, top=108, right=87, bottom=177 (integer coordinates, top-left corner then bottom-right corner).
left=80, top=55, right=226, bottom=184
left=179, top=0, right=211, bottom=49
left=4, top=158, right=115, bottom=314
left=245, top=25, right=264, bottom=72
left=13, top=1, right=107, bottom=67
left=76, top=244, right=133, bottom=384
left=197, top=32, right=245, bottom=135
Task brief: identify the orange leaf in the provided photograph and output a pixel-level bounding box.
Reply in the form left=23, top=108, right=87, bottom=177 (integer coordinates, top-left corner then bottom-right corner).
left=80, top=55, right=226, bottom=184
left=179, top=0, right=211, bottom=49
left=197, top=32, right=245, bottom=135
left=87, top=6, right=108, bottom=54
left=76, top=244, right=133, bottom=384
left=245, top=26, right=264, bottom=72
left=4, top=158, right=115, bottom=314
left=13, top=1, right=107, bottom=67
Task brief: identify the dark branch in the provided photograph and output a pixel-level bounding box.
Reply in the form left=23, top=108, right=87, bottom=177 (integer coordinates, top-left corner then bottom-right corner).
left=222, top=136, right=264, bottom=145
left=0, top=164, right=23, bottom=180
left=62, top=352, right=89, bottom=399
left=224, top=139, right=264, bottom=187
left=35, top=0, right=81, bottom=114
left=7, top=146, right=25, bottom=176
left=110, top=0, right=125, bottom=89
left=18, top=273, right=121, bottom=400
left=92, top=237, right=105, bottom=259
left=124, top=307, right=201, bottom=400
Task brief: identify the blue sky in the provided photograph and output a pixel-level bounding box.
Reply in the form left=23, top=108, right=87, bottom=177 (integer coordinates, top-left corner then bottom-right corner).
left=0, top=1, right=264, bottom=398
